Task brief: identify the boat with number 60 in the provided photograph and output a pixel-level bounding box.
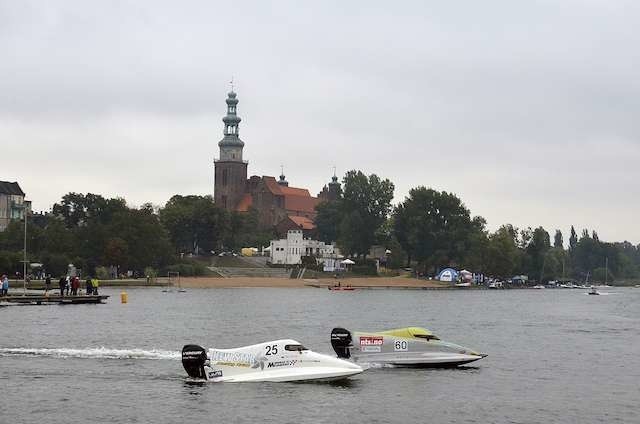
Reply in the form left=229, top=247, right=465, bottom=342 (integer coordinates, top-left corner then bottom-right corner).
left=182, top=339, right=363, bottom=382
left=331, top=327, right=487, bottom=367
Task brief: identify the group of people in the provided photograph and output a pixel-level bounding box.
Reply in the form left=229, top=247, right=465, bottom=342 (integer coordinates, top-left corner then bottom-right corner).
left=0, top=273, right=100, bottom=297
left=42, top=274, right=100, bottom=296
left=0, top=274, right=8, bottom=296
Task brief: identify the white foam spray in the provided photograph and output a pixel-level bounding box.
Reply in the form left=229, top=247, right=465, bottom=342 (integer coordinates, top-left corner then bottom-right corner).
left=0, top=347, right=180, bottom=360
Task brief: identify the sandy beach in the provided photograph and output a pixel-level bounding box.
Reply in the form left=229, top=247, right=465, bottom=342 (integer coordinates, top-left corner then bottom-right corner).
left=179, top=276, right=451, bottom=289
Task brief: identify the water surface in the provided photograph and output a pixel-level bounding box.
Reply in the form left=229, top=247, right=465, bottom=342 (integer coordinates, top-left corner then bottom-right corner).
left=2, top=287, right=639, bottom=423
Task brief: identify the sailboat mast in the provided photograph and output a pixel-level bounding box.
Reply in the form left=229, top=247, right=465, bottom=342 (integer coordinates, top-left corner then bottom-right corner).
left=605, top=257, right=608, bottom=284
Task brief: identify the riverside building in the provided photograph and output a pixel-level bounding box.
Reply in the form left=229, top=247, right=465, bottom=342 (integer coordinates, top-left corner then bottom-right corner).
left=0, top=181, right=30, bottom=231
left=269, top=230, right=340, bottom=269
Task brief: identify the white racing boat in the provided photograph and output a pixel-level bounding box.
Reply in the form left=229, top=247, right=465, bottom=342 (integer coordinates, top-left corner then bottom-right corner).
left=182, top=339, right=363, bottom=382
left=331, top=327, right=487, bottom=367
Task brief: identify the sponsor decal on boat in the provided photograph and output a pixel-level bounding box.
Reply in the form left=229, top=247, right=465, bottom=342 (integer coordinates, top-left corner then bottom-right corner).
left=267, top=360, right=298, bottom=368
left=361, top=346, right=382, bottom=353
left=210, top=350, right=256, bottom=368
left=208, top=370, right=223, bottom=378
left=359, top=336, right=383, bottom=346
left=215, top=361, right=251, bottom=368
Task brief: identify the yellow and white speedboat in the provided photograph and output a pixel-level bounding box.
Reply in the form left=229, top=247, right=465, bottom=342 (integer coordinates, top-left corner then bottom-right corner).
left=331, top=327, right=487, bottom=367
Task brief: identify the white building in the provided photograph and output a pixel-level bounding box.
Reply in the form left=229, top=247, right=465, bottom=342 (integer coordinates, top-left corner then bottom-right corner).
left=269, top=230, right=338, bottom=267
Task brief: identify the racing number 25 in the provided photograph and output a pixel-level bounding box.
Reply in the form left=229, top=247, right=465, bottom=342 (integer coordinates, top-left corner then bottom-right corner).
left=265, top=344, right=278, bottom=355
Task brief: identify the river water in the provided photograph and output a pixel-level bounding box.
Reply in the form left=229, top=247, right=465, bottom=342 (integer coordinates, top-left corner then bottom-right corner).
left=1, top=287, right=639, bottom=423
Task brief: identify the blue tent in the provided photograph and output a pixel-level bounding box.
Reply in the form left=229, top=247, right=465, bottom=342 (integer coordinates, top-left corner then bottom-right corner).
left=437, top=268, right=459, bottom=282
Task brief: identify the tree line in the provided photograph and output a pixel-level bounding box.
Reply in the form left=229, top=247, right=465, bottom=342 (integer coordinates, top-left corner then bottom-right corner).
left=1, top=170, right=638, bottom=282
left=0, top=193, right=271, bottom=277
left=314, top=170, right=640, bottom=283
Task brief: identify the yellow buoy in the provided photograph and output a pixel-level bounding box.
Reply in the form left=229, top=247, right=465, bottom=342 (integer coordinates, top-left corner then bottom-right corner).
left=120, top=290, right=128, bottom=304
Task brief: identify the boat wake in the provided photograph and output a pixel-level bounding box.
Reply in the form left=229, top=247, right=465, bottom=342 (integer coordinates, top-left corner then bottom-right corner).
left=0, top=347, right=180, bottom=360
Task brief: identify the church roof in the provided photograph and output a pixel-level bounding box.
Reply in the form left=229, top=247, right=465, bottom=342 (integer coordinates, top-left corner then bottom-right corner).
left=0, top=181, right=25, bottom=196
left=284, top=195, right=319, bottom=214
left=280, top=186, right=311, bottom=197
left=263, top=176, right=283, bottom=195
left=288, top=215, right=315, bottom=230
left=261, top=176, right=319, bottom=213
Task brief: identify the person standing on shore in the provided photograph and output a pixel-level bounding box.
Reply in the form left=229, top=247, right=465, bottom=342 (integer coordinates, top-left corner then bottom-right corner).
left=45, top=274, right=52, bottom=294
left=1, top=274, right=8, bottom=296
left=65, top=276, right=70, bottom=296
left=58, top=276, right=66, bottom=297
left=71, top=276, right=79, bottom=296
left=85, top=277, right=93, bottom=295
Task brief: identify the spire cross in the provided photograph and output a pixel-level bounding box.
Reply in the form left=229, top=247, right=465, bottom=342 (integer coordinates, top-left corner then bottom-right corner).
left=280, top=165, right=284, bottom=175
left=332, top=165, right=336, bottom=177
left=230, top=77, right=235, bottom=92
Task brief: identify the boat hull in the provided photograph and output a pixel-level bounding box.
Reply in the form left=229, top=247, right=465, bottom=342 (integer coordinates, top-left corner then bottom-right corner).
left=204, top=365, right=362, bottom=382
left=352, top=352, right=485, bottom=367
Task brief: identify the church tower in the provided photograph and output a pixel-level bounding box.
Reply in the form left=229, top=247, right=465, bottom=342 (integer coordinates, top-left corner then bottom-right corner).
left=214, top=90, right=248, bottom=210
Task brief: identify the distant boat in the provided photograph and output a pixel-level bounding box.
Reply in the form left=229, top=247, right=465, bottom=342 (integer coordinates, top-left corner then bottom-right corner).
left=488, top=281, right=503, bottom=289
left=455, top=282, right=471, bottom=287
left=328, top=286, right=355, bottom=291
left=532, top=285, right=545, bottom=289
left=588, top=286, right=600, bottom=295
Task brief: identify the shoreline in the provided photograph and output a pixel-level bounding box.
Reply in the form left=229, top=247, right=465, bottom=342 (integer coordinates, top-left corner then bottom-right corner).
left=8, top=277, right=637, bottom=290
left=178, top=276, right=456, bottom=289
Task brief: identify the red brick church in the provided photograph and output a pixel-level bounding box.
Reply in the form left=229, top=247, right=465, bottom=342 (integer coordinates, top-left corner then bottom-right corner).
left=213, top=90, right=340, bottom=235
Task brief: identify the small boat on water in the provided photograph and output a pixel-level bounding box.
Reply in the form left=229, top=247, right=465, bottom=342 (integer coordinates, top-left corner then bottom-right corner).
left=588, top=286, right=600, bottom=295
left=182, top=340, right=363, bottom=382
left=328, top=286, right=355, bottom=291
left=532, top=285, right=545, bottom=289
left=331, top=327, right=486, bottom=367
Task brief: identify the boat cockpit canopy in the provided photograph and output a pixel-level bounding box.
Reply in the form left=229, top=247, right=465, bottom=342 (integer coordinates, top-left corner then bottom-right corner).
left=284, top=344, right=308, bottom=352
left=379, top=327, right=440, bottom=341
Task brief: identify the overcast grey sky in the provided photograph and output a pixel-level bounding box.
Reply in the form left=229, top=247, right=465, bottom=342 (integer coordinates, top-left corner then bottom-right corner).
left=1, top=0, right=638, bottom=243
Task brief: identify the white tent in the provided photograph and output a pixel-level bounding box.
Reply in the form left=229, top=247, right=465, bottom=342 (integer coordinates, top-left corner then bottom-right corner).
left=341, top=259, right=355, bottom=265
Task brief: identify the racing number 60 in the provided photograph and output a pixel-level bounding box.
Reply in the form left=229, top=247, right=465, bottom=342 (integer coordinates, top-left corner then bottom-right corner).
left=394, top=340, right=408, bottom=351
left=265, top=344, right=278, bottom=355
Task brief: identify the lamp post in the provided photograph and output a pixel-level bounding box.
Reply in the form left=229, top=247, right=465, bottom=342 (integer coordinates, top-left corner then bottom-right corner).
left=23, top=210, right=26, bottom=294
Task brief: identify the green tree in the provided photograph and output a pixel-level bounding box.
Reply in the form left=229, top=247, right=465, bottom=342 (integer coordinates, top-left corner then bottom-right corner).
left=554, top=229, right=563, bottom=248
left=393, top=187, right=483, bottom=272
left=569, top=226, right=578, bottom=251
left=485, top=225, right=521, bottom=277
left=338, top=170, right=394, bottom=257
left=52, top=193, right=126, bottom=228
left=315, top=200, right=341, bottom=243
left=160, top=195, right=228, bottom=254
left=103, top=237, right=129, bottom=269
left=526, top=227, right=551, bottom=281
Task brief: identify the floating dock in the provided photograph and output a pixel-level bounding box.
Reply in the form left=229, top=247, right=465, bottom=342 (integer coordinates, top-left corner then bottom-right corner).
left=0, top=294, right=109, bottom=305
